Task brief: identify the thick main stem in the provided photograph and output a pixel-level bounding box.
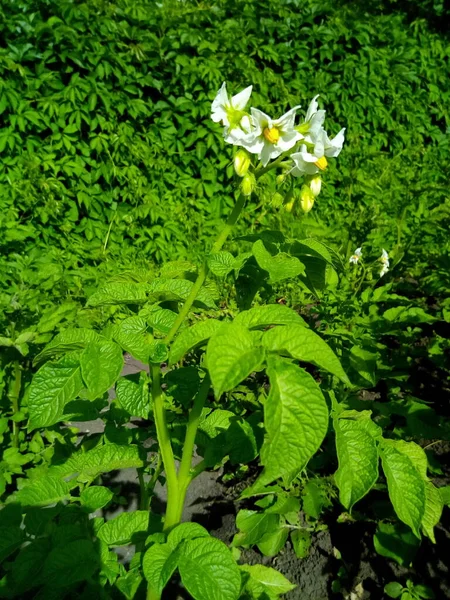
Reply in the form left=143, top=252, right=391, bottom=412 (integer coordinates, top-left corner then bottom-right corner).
left=164, top=376, right=211, bottom=528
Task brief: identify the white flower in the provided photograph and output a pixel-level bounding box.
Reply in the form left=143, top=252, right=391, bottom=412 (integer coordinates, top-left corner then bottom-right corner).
left=297, top=95, right=326, bottom=138
left=290, top=127, right=346, bottom=177
left=379, top=249, right=389, bottom=277
left=239, top=106, right=302, bottom=167
left=349, top=247, right=362, bottom=264
left=211, top=82, right=253, bottom=133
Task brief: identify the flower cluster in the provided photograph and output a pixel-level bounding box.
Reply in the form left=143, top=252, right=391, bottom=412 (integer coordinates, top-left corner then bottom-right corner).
left=349, top=246, right=390, bottom=279
left=211, top=82, right=345, bottom=210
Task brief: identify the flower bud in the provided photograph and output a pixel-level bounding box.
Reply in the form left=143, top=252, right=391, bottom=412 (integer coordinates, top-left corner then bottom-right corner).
left=310, top=175, right=322, bottom=197
left=234, top=150, right=251, bottom=177
left=300, top=185, right=315, bottom=213
left=284, top=199, right=295, bottom=213
left=241, top=172, right=256, bottom=196
left=276, top=173, right=286, bottom=185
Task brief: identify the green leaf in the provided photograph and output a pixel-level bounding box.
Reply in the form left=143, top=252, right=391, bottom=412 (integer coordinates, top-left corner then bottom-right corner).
left=34, top=328, right=106, bottom=365
left=208, top=251, right=235, bottom=277
left=206, top=323, right=265, bottom=398
left=384, top=582, right=404, bottom=598
left=349, top=345, right=377, bottom=386
left=169, top=319, right=223, bottom=364
left=11, top=539, right=50, bottom=593
left=291, top=529, right=311, bottom=559
left=240, top=564, right=296, bottom=599
left=115, top=569, right=143, bottom=600
left=252, top=239, right=305, bottom=283
left=227, top=418, right=258, bottom=465
left=164, top=367, right=201, bottom=407
left=42, top=539, right=99, bottom=587
left=257, top=527, right=288, bottom=557
left=87, top=283, right=149, bottom=307
left=302, top=481, right=325, bottom=520
left=178, top=536, right=241, bottom=600
left=6, top=477, right=70, bottom=507
left=148, top=278, right=216, bottom=308
left=50, top=443, right=144, bottom=480
left=440, top=485, right=450, bottom=506
left=262, top=324, right=351, bottom=385
left=421, top=481, right=443, bottom=543
left=258, top=357, right=328, bottom=486
left=81, top=341, right=123, bottom=399
left=97, top=511, right=149, bottom=546
left=28, top=356, right=84, bottom=429
left=115, top=372, right=150, bottom=419
left=167, top=522, right=209, bottom=550
left=334, top=413, right=379, bottom=509
left=373, top=522, right=420, bottom=566
left=233, top=510, right=279, bottom=547
left=142, top=543, right=178, bottom=597
left=80, top=486, right=114, bottom=513
left=113, top=316, right=153, bottom=363
left=142, top=306, right=178, bottom=335
left=234, top=304, right=307, bottom=329
left=0, top=526, right=24, bottom=562
left=380, top=440, right=426, bottom=537
left=383, top=306, right=436, bottom=324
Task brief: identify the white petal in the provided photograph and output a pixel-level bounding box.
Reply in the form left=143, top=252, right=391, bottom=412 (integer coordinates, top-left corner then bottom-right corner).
left=308, top=110, right=326, bottom=137
left=211, top=107, right=228, bottom=123
left=277, top=130, right=301, bottom=152
left=231, top=85, right=252, bottom=110
left=250, top=107, right=271, bottom=131
left=324, top=127, right=346, bottom=157
left=211, top=82, right=229, bottom=116
left=305, top=95, right=320, bottom=122
left=240, top=135, right=264, bottom=155
left=259, top=142, right=278, bottom=167
left=273, top=105, right=301, bottom=131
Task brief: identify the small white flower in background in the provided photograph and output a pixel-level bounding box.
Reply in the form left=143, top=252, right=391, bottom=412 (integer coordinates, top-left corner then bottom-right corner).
left=349, top=247, right=362, bottom=264
left=379, top=248, right=389, bottom=277
left=211, top=82, right=253, bottom=132
left=240, top=106, right=302, bottom=167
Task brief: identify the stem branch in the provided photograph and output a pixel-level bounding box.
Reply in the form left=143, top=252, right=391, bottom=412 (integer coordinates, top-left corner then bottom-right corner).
left=151, top=364, right=179, bottom=531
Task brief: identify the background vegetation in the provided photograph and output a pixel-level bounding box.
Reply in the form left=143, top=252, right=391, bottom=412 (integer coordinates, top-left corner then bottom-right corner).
left=1, top=0, right=449, bottom=329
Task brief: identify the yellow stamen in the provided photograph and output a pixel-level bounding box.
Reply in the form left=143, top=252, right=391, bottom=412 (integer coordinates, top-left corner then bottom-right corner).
left=314, top=156, right=328, bottom=171
left=263, top=127, right=281, bottom=144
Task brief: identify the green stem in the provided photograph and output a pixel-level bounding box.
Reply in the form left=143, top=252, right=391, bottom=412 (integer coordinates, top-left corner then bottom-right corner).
left=151, top=364, right=179, bottom=531
left=165, top=376, right=211, bottom=527
left=9, top=361, right=21, bottom=448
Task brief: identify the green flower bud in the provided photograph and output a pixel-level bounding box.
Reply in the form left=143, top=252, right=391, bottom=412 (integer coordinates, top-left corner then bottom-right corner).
left=284, top=199, right=296, bottom=213
left=241, top=172, right=256, bottom=196
left=300, top=185, right=315, bottom=213
left=276, top=173, right=286, bottom=185
left=234, top=150, right=251, bottom=177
